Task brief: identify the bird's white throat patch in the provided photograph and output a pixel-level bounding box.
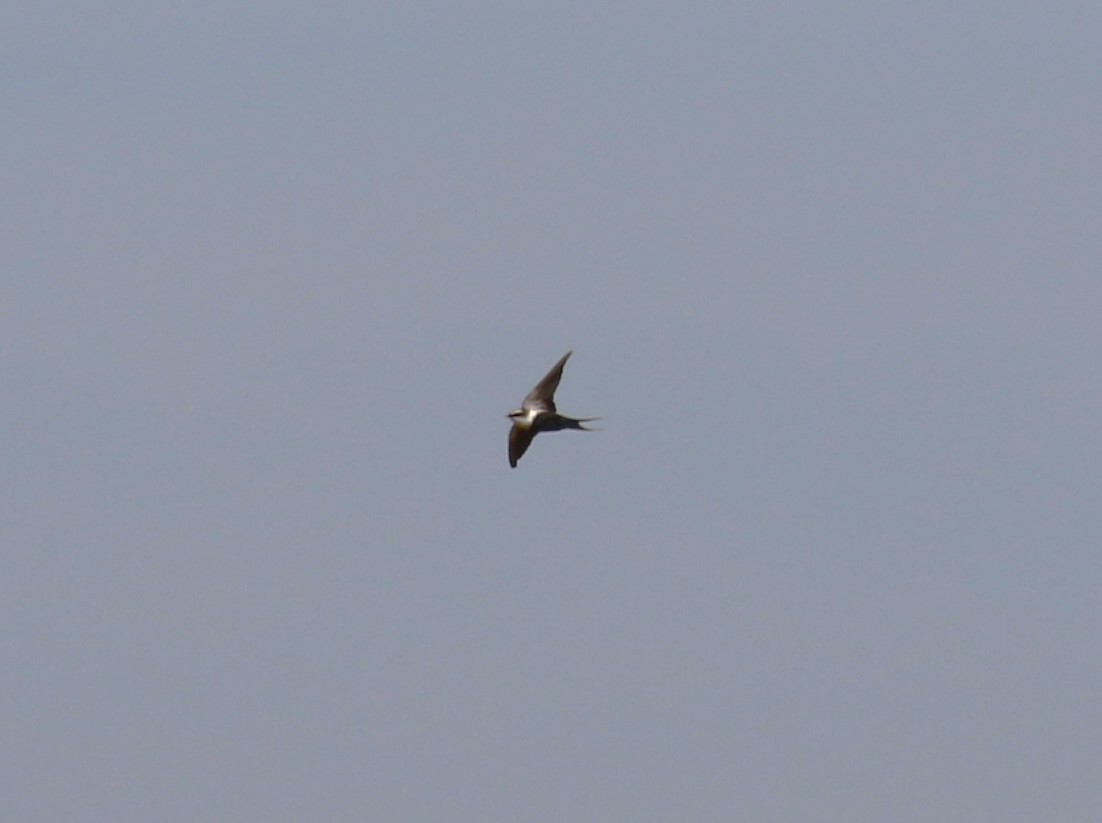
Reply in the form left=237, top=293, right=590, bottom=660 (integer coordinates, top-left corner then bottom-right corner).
left=512, top=408, right=540, bottom=428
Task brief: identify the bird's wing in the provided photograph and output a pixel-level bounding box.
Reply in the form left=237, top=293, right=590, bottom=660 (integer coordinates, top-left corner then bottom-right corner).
left=522, top=350, right=572, bottom=412
left=508, top=424, right=536, bottom=468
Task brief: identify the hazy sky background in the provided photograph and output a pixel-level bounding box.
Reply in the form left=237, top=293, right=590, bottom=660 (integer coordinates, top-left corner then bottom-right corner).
left=4, top=3, right=1101, bottom=820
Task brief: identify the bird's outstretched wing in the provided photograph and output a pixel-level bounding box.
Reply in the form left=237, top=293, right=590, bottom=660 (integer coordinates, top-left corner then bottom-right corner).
left=522, top=350, right=572, bottom=412
left=508, top=424, right=536, bottom=468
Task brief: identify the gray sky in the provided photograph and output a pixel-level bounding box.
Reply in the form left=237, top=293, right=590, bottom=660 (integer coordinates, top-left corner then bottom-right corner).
left=5, top=3, right=1101, bottom=820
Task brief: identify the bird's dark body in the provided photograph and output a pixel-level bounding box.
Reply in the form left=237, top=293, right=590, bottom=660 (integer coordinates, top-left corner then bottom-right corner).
left=532, top=413, right=588, bottom=432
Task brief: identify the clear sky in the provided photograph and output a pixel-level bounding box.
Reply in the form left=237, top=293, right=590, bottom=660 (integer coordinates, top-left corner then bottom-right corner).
left=5, top=3, right=1101, bottom=820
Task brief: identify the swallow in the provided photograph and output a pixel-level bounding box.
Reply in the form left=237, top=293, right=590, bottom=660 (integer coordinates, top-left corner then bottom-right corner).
left=507, top=350, right=598, bottom=468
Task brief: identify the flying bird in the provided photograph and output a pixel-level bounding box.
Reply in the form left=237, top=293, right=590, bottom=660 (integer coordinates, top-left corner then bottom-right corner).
left=507, top=350, right=598, bottom=468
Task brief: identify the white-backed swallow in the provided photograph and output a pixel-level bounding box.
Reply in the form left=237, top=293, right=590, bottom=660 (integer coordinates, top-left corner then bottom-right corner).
left=507, top=350, right=598, bottom=468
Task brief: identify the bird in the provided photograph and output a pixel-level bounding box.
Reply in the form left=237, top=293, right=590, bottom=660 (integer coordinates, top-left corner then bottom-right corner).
left=507, top=350, right=598, bottom=468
